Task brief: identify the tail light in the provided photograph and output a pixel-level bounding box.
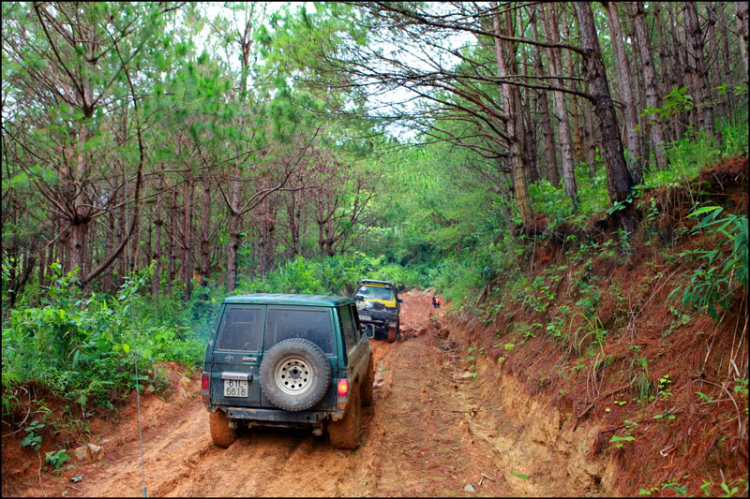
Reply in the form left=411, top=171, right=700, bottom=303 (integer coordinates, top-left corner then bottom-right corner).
left=201, top=372, right=210, bottom=405
left=337, top=379, right=349, bottom=397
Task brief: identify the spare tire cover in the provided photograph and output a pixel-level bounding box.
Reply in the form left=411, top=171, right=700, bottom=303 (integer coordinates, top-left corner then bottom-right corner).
left=259, top=338, right=331, bottom=411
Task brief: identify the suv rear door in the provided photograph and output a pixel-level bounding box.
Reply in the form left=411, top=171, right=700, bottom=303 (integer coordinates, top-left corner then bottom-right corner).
left=338, top=304, right=369, bottom=382
left=262, top=306, right=339, bottom=409
left=211, top=305, right=266, bottom=407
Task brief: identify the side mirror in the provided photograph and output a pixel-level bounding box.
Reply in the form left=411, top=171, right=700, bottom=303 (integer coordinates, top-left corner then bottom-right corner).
left=397, top=298, right=403, bottom=303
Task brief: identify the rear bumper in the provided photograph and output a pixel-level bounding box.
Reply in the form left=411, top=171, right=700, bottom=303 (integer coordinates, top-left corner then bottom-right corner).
left=223, top=407, right=332, bottom=425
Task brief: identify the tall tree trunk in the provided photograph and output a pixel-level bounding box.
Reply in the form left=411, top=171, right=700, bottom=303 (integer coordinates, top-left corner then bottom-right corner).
left=654, top=3, right=675, bottom=142
left=606, top=2, right=644, bottom=184
left=45, top=241, right=55, bottom=290
left=152, top=175, right=164, bottom=297
left=168, top=188, right=178, bottom=298
left=118, top=161, right=128, bottom=286
left=226, top=163, right=242, bottom=292
left=58, top=220, right=70, bottom=275
left=676, top=7, right=698, bottom=131
left=667, top=3, right=688, bottom=140
left=736, top=2, right=749, bottom=75
left=38, top=246, right=45, bottom=291
left=543, top=3, right=579, bottom=208
left=560, top=5, right=585, bottom=165
left=623, top=4, right=649, bottom=163
left=182, top=177, right=193, bottom=302
left=529, top=7, right=559, bottom=185
left=574, top=2, right=634, bottom=212
left=104, top=210, right=115, bottom=292
left=71, top=121, right=90, bottom=285
left=128, top=197, right=141, bottom=275
left=582, top=80, right=598, bottom=175
left=520, top=8, right=539, bottom=185
left=492, top=2, right=534, bottom=228
left=633, top=2, right=670, bottom=170
left=200, top=178, right=211, bottom=280
left=706, top=2, right=725, bottom=119
left=685, top=3, right=717, bottom=142
left=721, top=5, right=736, bottom=118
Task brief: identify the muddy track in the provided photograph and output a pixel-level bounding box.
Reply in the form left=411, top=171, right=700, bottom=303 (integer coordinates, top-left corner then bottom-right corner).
left=20, top=291, right=600, bottom=497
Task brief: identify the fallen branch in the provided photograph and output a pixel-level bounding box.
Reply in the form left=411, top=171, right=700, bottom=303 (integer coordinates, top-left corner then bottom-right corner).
left=443, top=406, right=504, bottom=414
left=479, top=473, right=496, bottom=486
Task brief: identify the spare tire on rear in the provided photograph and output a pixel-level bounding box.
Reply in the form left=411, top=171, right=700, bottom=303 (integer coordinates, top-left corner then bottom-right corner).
left=259, top=338, right=331, bottom=412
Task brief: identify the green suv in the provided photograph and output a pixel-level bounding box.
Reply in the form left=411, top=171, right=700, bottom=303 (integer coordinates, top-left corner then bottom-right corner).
left=202, top=294, right=374, bottom=450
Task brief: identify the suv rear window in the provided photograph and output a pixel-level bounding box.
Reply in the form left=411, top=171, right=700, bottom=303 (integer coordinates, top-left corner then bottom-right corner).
left=217, top=307, right=264, bottom=351
left=265, top=308, right=333, bottom=354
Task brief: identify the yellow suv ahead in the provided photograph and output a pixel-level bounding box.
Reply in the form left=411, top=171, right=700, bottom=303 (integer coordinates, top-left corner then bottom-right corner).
left=352, top=280, right=402, bottom=342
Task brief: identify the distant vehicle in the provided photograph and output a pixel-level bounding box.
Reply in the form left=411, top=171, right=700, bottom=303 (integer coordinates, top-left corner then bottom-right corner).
left=202, top=294, right=374, bottom=450
left=353, top=280, right=402, bottom=342
left=432, top=296, right=441, bottom=308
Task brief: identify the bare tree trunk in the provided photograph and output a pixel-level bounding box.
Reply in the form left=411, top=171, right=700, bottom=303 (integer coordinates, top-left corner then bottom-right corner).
left=152, top=175, right=164, bottom=297
left=574, top=2, right=634, bottom=212
left=182, top=177, right=193, bottom=302
left=129, top=200, right=141, bottom=275
left=45, top=242, right=55, bottom=290
left=492, top=2, right=535, bottom=228
left=721, top=5, right=736, bottom=118
left=633, top=2, right=670, bottom=170
left=560, top=5, right=585, bottom=165
left=654, top=3, right=675, bottom=142
left=200, top=177, right=211, bottom=280
left=529, top=7, right=559, bottom=185
left=606, top=2, right=643, bottom=184
left=622, top=4, right=649, bottom=163
left=544, top=3, right=578, bottom=208
left=667, top=3, right=688, bottom=140
left=706, top=2, right=725, bottom=118
left=226, top=163, right=241, bottom=292
left=736, top=2, right=749, bottom=75
left=520, top=8, right=539, bottom=185
left=118, top=161, right=128, bottom=286
left=168, top=188, right=178, bottom=297
left=38, top=246, right=45, bottom=291
left=582, top=80, right=598, bottom=175
left=685, top=3, right=717, bottom=142
left=104, top=210, right=115, bottom=292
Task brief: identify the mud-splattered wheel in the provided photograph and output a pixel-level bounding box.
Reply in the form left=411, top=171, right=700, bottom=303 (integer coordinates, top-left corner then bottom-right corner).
left=328, top=388, right=361, bottom=450
left=360, top=356, right=375, bottom=406
left=209, top=409, right=237, bottom=448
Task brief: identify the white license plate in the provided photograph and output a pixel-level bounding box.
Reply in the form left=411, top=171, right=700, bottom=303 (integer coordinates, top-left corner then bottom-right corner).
left=359, top=315, right=371, bottom=321
left=223, top=380, right=248, bottom=397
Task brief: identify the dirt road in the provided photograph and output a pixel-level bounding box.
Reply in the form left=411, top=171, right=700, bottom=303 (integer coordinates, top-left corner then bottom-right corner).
left=18, top=291, right=596, bottom=497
